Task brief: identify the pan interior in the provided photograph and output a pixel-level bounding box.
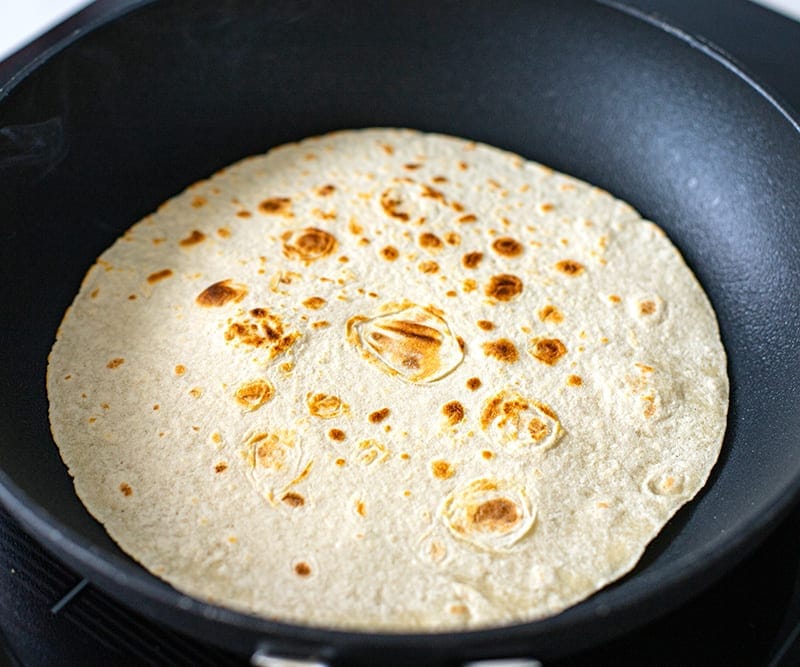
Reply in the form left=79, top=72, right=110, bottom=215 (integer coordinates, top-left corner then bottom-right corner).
left=1, top=0, right=799, bottom=658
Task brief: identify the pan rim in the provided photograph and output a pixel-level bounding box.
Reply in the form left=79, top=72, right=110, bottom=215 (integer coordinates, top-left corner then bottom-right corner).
left=1, top=0, right=799, bottom=659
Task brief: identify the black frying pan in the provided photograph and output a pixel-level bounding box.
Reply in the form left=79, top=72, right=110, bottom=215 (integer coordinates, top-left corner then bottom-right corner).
left=1, top=1, right=799, bottom=664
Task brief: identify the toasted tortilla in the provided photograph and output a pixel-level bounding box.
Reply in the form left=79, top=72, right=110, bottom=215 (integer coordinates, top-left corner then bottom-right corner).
left=47, top=129, right=728, bottom=630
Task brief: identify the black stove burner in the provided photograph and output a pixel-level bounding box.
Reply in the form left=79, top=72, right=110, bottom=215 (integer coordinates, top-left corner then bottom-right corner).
left=1, top=1, right=799, bottom=665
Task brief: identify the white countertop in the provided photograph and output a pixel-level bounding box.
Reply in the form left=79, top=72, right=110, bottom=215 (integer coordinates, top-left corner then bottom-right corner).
left=2, top=0, right=800, bottom=64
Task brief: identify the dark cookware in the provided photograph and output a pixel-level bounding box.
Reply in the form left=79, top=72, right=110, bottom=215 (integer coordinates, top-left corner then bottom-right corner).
left=1, top=1, right=799, bottom=664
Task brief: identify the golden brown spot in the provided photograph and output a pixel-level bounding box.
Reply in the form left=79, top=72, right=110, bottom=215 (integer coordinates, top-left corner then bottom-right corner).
left=302, top=296, right=327, bottom=310
left=458, top=161, right=468, bottom=170
left=568, top=374, right=583, bottom=386
left=90, top=288, right=99, bottom=299
left=451, top=202, right=465, bottom=212
left=225, top=309, right=300, bottom=358
left=294, top=562, right=311, bottom=576
left=316, top=184, right=336, bottom=196
left=189, top=387, right=202, bottom=398
left=404, top=162, right=422, bottom=170
left=530, top=338, right=567, bottom=365
left=119, top=483, right=132, bottom=497
left=152, top=404, right=159, bottom=410
left=609, top=294, right=621, bottom=304
left=444, top=232, right=461, bottom=246
left=281, top=227, right=337, bottom=263
left=236, top=210, right=252, bottom=219
left=458, top=214, right=477, bottom=224
left=211, top=432, right=222, bottom=444
left=258, top=197, right=292, bottom=215
left=191, top=195, right=206, bottom=208
left=282, top=492, right=305, bottom=508
left=482, top=339, right=519, bottom=363
left=400, top=453, right=410, bottom=461
left=539, top=202, right=555, bottom=213
left=179, top=230, right=206, bottom=247
left=419, top=232, right=443, bottom=251
left=311, top=320, right=329, bottom=329
left=538, top=304, right=564, bottom=324
left=421, top=184, right=447, bottom=203
left=640, top=300, right=656, bottom=315
left=174, top=364, right=186, bottom=375
left=355, top=500, right=367, bottom=517
left=234, top=379, right=275, bottom=411
left=195, top=279, right=248, bottom=307
left=418, top=260, right=439, bottom=274
left=380, top=143, right=394, bottom=155
left=335, top=457, right=346, bottom=466
left=527, top=418, right=550, bottom=442
left=380, top=188, right=410, bottom=221
left=214, top=462, right=228, bottom=473
left=106, top=358, right=124, bottom=369
left=307, top=393, right=348, bottom=419
left=380, top=245, right=399, bottom=261
left=481, top=450, right=494, bottom=460
left=462, top=251, right=483, bottom=269
left=476, top=320, right=494, bottom=331
left=462, top=278, right=477, bottom=292
left=369, top=408, right=390, bottom=424
left=329, top=429, right=346, bottom=442
left=128, top=294, right=137, bottom=301
left=470, top=498, right=518, bottom=528
left=466, top=377, right=482, bottom=391
left=432, top=460, right=455, bottom=480
left=442, top=401, right=465, bottom=425
left=555, top=259, right=585, bottom=276
left=147, top=269, right=173, bottom=284
left=491, top=237, right=523, bottom=257
left=485, top=274, right=523, bottom=301
left=644, top=401, right=656, bottom=418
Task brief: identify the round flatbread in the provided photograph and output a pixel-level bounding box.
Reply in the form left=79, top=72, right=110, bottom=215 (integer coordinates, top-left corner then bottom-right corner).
left=47, top=128, right=728, bottom=630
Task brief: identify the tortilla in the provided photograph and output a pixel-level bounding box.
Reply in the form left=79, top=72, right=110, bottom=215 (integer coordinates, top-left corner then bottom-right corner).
left=47, top=128, right=728, bottom=630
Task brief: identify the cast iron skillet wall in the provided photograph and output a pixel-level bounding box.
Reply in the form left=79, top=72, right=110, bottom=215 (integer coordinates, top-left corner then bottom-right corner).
left=1, top=0, right=799, bottom=663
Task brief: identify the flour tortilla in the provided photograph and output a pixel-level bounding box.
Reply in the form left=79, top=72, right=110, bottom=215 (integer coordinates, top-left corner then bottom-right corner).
left=47, top=128, right=728, bottom=631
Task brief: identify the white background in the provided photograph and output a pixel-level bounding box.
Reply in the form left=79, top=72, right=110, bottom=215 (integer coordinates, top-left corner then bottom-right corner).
left=1, top=0, right=800, bottom=63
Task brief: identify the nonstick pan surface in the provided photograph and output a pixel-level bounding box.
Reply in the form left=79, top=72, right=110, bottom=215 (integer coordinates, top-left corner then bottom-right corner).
left=1, top=1, right=799, bottom=664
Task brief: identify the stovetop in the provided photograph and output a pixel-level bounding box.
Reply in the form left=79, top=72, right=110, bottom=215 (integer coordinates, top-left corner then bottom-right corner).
left=1, top=1, right=799, bottom=665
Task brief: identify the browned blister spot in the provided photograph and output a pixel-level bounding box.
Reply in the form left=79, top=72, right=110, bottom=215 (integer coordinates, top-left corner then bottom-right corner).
left=302, top=296, right=327, bottom=310
left=191, top=195, right=206, bottom=208
left=466, top=377, right=482, bottom=391
left=294, top=562, right=311, bottom=576
left=491, top=237, right=523, bottom=257
left=462, top=278, right=477, bottom=293
left=608, top=294, right=621, bottom=304
left=404, top=163, right=422, bottom=170
left=316, top=184, right=336, bottom=196
left=538, top=304, right=564, bottom=324
left=470, top=498, right=519, bottom=530
left=481, top=449, right=494, bottom=460
left=215, top=462, right=228, bottom=473
left=442, top=401, right=465, bottom=425
left=476, top=320, right=494, bottom=331
left=282, top=228, right=337, bottom=263
left=639, top=300, right=656, bottom=315
left=555, top=259, right=585, bottom=276
left=147, top=269, right=173, bottom=284
left=258, top=197, right=292, bottom=216
left=106, top=358, right=124, bottom=369
left=195, top=279, right=248, bottom=307
left=530, top=338, right=567, bottom=365
left=328, top=429, right=346, bottom=442
left=419, top=232, right=444, bottom=251
left=482, top=338, right=519, bottom=363
left=418, top=260, right=439, bottom=274
left=236, top=210, right=252, bottom=219
left=368, top=408, right=390, bottom=424
left=380, top=245, right=399, bottom=261
left=234, top=379, right=275, bottom=411
left=224, top=308, right=300, bottom=359
left=444, top=231, right=461, bottom=246
left=485, top=274, right=523, bottom=302
left=174, top=364, right=186, bottom=375
left=179, top=230, right=206, bottom=247
left=432, top=460, right=455, bottom=480
left=307, top=393, right=348, bottom=419
left=567, top=374, right=583, bottom=386
left=462, top=251, right=483, bottom=269
left=282, top=492, right=305, bottom=507
left=380, top=188, right=410, bottom=221
left=119, top=483, right=132, bottom=496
